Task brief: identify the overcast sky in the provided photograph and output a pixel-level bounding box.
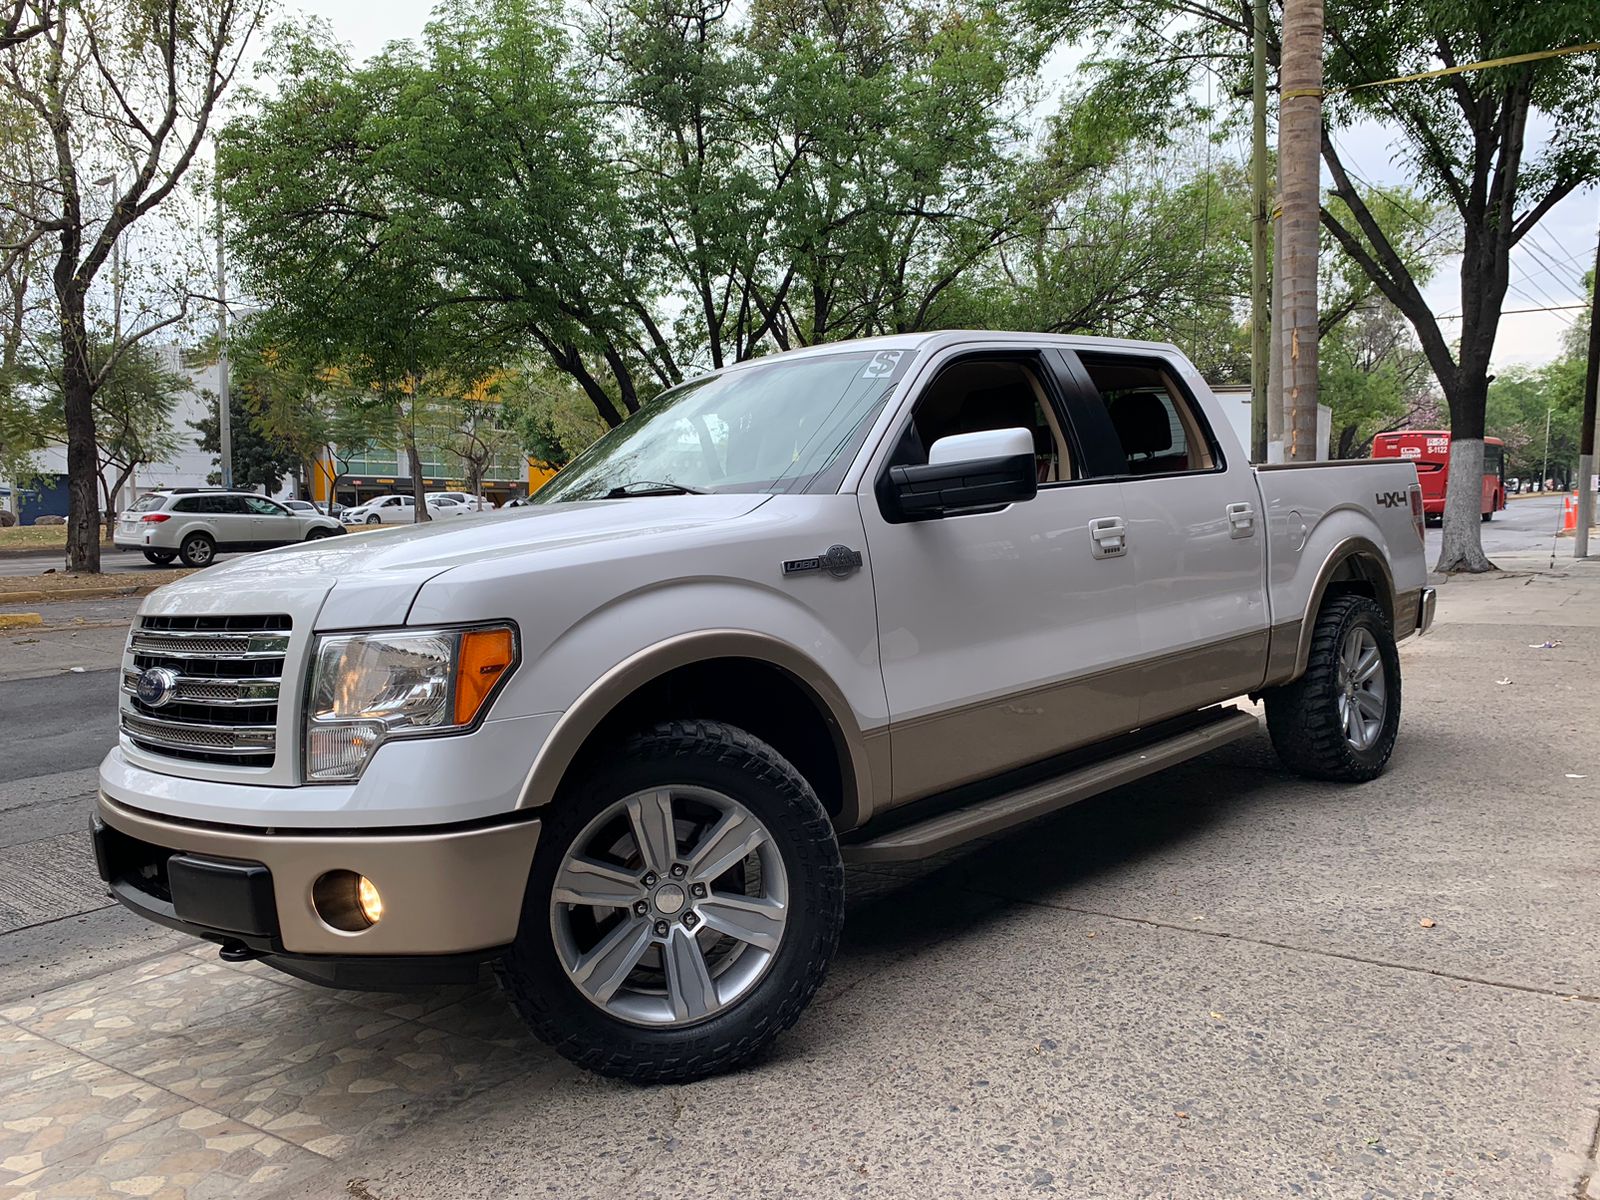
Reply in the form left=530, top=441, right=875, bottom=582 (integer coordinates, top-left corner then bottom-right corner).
left=295, top=0, right=1595, bottom=372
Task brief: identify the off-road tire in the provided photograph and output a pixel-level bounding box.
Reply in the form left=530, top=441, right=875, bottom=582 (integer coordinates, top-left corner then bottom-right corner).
left=497, top=719, right=845, bottom=1084
left=1265, top=594, right=1400, bottom=782
left=142, top=550, right=176, bottom=565
left=177, top=533, right=215, bottom=568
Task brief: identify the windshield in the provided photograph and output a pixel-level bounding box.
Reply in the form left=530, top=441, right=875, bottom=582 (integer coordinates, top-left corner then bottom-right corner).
left=535, top=348, right=911, bottom=504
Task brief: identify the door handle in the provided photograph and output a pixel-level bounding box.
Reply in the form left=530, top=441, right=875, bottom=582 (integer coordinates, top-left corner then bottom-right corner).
left=1088, top=516, right=1126, bottom=559
left=1226, top=502, right=1256, bottom=538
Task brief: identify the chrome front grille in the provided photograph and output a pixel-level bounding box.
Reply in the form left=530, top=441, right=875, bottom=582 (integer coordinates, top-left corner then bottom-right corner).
left=122, top=614, right=290, bottom=767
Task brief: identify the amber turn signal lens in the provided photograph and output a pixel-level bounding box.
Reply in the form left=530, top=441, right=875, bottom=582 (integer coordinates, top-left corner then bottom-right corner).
left=454, top=627, right=515, bottom=724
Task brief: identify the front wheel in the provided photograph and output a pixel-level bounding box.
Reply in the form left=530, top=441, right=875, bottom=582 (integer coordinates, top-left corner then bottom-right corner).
left=498, top=720, right=844, bottom=1084
left=1482, top=508, right=1494, bottom=522
left=1265, top=594, right=1400, bottom=782
left=365, top=514, right=381, bottom=525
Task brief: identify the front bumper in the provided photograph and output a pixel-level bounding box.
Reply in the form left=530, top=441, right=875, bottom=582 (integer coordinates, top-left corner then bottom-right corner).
left=94, top=792, right=540, bottom=973
left=1417, top=586, right=1437, bottom=635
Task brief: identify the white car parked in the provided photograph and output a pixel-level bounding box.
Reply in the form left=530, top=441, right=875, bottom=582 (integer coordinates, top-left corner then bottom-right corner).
left=427, top=490, right=495, bottom=512
left=342, top=493, right=469, bottom=525
left=114, top=489, right=344, bottom=567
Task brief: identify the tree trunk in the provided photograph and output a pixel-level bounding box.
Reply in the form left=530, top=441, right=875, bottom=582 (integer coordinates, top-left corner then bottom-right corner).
left=1436, top=436, right=1493, bottom=572
left=60, top=297, right=101, bottom=573
left=405, top=434, right=430, bottom=523
left=1277, top=0, right=1323, bottom=461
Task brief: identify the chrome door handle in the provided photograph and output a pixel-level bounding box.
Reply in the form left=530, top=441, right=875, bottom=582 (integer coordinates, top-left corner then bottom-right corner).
left=1226, top=502, right=1256, bottom=539
left=1088, top=516, right=1126, bottom=559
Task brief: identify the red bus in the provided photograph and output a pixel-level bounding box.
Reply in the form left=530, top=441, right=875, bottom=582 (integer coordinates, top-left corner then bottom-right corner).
left=1372, top=430, right=1506, bottom=522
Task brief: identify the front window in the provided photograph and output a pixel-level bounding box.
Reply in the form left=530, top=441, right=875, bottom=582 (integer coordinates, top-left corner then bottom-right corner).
left=535, top=349, right=911, bottom=504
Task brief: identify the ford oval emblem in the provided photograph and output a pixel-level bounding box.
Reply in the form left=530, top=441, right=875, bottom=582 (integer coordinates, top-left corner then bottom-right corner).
left=135, top=666, right=180, bottom=708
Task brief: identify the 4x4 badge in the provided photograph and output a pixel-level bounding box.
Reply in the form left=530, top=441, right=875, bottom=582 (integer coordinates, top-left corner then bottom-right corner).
left=783, top=545, right=863, bottom=579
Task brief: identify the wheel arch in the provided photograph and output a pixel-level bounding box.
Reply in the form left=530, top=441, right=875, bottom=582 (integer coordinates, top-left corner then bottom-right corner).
left=1291, top=536, right=1396, bottom=679
left=516, top=631, right=883, bottom=832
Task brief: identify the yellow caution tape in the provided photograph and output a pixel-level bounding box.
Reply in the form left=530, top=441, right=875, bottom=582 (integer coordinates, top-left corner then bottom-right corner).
left=1342, top=41, right=1600, bottom=93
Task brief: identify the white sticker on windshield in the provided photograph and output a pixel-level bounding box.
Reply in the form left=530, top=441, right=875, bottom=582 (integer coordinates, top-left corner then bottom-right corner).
left=861, top=350, right=903, bottom=379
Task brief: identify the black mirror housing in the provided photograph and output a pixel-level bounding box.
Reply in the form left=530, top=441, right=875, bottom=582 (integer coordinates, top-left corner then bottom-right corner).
left=885, top=452, right=1038, bottom=521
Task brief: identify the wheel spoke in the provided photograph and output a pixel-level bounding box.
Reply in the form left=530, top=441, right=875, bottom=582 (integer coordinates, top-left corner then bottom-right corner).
left=685, top=809, right=767, bottom=884
left=570, top=916, right=654, bottom=1003
left=1339, top=696, right=1353, bottom=739
left=697, top=892, right=786, bottom=952
left=625, top=790, right=677, bottom=875
left=1354, top=689, right=1384, bottom=721
left=1341, top=633, right=1362, bottom=673
left=1353, top=646, right=1382, bottom=684
left=554, top=856, right=645, bottom=909
left=662, top=926, right=718, bottom=1022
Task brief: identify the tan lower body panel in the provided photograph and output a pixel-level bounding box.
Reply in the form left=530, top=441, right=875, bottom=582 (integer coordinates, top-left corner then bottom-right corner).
left=887, top=630, right=1270, bottom=806
left=97, top=794, right=539, bottom=956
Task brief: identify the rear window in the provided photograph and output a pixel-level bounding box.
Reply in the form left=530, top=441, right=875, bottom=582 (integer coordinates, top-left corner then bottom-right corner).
left=129, top=494, right=169, bottom=513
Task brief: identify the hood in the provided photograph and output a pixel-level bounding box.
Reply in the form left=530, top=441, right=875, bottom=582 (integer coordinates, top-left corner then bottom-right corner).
left=140, top=494, right=771, bottom=629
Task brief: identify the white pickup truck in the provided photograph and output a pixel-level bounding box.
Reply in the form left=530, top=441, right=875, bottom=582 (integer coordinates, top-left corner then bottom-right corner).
left=94, top=332, right=1433, bottom=1083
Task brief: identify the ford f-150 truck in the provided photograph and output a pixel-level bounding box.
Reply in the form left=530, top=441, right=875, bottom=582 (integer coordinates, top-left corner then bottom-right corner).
left=94, top=332, right=1434, bottom=1083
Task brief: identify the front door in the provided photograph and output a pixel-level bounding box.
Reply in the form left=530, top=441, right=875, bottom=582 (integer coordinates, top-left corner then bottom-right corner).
left=858, top=349, right=1142, bottom=807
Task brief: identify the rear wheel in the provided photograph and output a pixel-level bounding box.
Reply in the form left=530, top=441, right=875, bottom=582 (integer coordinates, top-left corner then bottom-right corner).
left=1265, top=594, right=1400, bottom=782
left=498, top=719, right=844, bottom=1084
left=1482, top=508, right=1494, bottom=522
left=177, top=532, right=215, bottom=568
left=142, top=550, right=175, bottom=565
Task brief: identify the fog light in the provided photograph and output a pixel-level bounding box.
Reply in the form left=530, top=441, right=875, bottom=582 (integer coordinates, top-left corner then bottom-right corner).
left=313, top=870, right=382, bottom=932
left=357, top=875, right=383, bottom=924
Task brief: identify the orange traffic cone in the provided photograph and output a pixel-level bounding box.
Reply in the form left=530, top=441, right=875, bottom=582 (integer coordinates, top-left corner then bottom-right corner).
left=1562, top=492, right=1578, bottom=532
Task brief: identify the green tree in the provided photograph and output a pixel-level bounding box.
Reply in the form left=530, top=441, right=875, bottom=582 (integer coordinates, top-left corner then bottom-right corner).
left=1027, top=0, right=1600, bottom=571
left=89, top=344, right=183, bottom=534
left=500, top=362, right=610, bottom=471
left=190, top=383, right=303, bottom=495
left=1, top=0, right=269, bottom=571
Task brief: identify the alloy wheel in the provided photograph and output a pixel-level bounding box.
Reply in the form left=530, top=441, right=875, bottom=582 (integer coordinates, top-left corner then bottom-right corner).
left=549, top=786, right=788, bottom=1028
left=1336, top=626, right=1386, bottom=751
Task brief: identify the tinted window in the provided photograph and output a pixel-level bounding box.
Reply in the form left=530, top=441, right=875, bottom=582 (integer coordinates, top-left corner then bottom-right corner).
left=215, top=496, right=251, bottom=515
left=891, top=358, right=1073, bottom=483
left=172, top=497, right=205, bottom=514
left=1484, top=444, right=1504, bottom=475
left=1073, top=357, right=1219, bottom=477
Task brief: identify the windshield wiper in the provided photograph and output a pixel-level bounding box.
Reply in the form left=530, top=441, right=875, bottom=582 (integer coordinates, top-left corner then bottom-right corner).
left=604, top=480, right=708, bottom=499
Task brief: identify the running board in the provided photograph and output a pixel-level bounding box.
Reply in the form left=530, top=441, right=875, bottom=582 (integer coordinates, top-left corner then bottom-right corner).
left=841, top=708, right=1260, bottom=864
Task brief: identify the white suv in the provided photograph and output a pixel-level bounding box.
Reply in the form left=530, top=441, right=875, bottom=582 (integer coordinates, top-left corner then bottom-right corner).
left=115, top=489, right=344, bottom=567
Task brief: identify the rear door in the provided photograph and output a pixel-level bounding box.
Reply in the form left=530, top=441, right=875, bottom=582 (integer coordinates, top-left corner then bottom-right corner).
left=209, top=495, right=254, bottom=546
left=858, top=346, right=1140, bottom=806
left=1056, top=349, right=1269, bottom=724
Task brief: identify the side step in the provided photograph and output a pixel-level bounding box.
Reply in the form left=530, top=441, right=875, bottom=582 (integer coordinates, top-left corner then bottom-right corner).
left=841, top=707, right=1260, bottom=864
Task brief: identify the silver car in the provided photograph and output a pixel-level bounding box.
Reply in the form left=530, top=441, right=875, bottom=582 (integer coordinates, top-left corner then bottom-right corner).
left=114, top=489, right=344, bottom=567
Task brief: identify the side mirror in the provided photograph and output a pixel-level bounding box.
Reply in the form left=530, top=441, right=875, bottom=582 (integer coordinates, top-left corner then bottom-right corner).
left=885, top=427, right=1038, bottom=521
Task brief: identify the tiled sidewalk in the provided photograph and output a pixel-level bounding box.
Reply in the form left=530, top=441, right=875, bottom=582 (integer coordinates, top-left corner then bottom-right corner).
left=0, top=946, right=552, bottom=1198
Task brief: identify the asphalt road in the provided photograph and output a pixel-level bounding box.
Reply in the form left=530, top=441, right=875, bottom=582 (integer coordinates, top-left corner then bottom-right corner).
left=0, top=669, right=119, bottom=783
left=0, top=548, right=180, bottom=577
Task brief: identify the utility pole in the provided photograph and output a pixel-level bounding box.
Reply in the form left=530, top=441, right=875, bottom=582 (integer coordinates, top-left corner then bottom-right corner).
left=1576, top=204, right=1599, bottom=558
left=1541, top=407, right=1553, bottom=499
left=214, top=153, right=232, bottom=491
left=1249, top=0, right=1270, bottom=462
left=1277, top=0, right=1323, bottom=461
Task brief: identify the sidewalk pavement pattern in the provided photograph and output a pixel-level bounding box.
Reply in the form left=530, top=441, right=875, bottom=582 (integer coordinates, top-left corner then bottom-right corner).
left=0, top=552, right=1597, bottom=1198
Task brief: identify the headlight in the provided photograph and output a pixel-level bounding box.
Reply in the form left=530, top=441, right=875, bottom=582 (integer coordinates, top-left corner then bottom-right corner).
left=304, top=625, right=517, bottom=781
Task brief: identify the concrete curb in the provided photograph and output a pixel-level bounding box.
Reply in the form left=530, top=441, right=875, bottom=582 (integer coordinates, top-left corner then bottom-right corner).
left=0, top=612, right=43, bottom=629
left=0, top=583, right=161, bottom=605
